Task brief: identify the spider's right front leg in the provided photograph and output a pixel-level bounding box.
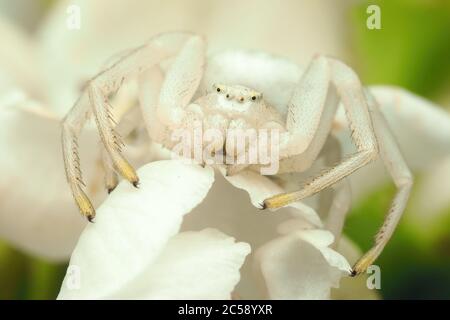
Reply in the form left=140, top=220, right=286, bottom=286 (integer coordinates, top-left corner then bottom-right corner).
left=62, top=32, right=205, bottom=221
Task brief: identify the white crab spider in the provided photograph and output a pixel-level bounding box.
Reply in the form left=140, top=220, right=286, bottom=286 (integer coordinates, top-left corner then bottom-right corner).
left=62, top=32, right=413, bottom=276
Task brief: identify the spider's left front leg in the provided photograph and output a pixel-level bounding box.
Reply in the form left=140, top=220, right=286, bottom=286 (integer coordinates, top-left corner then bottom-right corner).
left=319, top=136, right=352, bottom=247
left=264, top=55, right=413, bottom=275
left=264, top=55, right=378, bottom=209
left=262, top=55, right=379, bottom=269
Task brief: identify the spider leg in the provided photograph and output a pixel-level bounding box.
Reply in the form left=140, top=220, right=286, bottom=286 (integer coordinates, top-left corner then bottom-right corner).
left=318, top=136, right=352, bottom=248
left=351, top=89, right=412, bottom=276
left=102, top=146, right=118, bottom=193
left=102, top=98, right=143, bottom=194
left=157, top=36, right=205, bottom=128
left=140, top=38, right=206, bottom=166
left=62, top=32, right=203, bottom=221
left=348, top=85, right=450, bottom=274
left=264, top=55, right=378, bottom=209
left=265, top=56, right=415, bottom=274
left=62, top=93, right=95, bottom=220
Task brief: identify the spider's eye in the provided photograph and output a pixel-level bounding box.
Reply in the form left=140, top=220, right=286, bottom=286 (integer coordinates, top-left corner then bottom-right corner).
left=216, top=88, right=221, bottom=93
left=226, top=94, right=230, bottom=98
left=251, top=96, right=256, bottom=101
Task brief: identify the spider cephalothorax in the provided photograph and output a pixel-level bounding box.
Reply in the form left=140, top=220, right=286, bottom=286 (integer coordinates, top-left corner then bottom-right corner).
left=62, top=32, right=413, bottom=275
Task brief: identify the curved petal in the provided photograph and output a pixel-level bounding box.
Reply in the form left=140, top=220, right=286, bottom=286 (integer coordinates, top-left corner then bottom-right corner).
left=58, top=161, right=214, bottom=299
left=0, top=96, right=100, bottom=260
left=115, top=229, right=250, bottom=299
left=371, top=86, right=450, bottom=170
left=180, top=168, right=320, bottom=299
left=331, top=237, right=380, bottom=300
left=221, top=168, right=322, bottom=227
left=255, top=229, right=351, bottom=300
left=411, top=155, right=450, bottom=225
left=181, top=171, right=313, bottom=299
left=199, top=50, right=302, bottom=117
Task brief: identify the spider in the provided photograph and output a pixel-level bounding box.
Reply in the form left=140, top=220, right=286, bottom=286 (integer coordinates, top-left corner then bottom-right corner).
left=62, top=32, right=413, bottom=276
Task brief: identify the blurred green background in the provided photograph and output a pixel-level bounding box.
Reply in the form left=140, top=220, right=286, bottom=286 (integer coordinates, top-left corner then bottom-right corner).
left=345, top=0, right=450, bottom=299
left=0, top=0, right=449, bottom=299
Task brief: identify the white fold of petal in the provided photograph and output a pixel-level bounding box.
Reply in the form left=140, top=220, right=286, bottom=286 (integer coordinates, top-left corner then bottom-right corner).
left=371, top=86, right=450, bottom=170
left=411, top=155, right=450, bottom=224
left=115, top=228, right=250, bottom=299
left=181, top=171, right=307, bottom=299
left=221, top=168, right=322, bottom=227
left=256, top=229, right=351, bottom=300
left=331, top=237, right=379, bottom=300
left=58, top=161, right=214, bottom=299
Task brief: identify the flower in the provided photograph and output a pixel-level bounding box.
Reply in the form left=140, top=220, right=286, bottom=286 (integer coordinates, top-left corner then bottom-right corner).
left=1, top=0, right=449, bottom=300
left=58, top=160, right=359, bottom=299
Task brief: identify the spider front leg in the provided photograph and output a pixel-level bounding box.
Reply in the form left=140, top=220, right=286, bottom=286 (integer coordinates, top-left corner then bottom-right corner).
left=265, top=55, right=378, bottom=209
left=264, top=56, right=415, bottom=275
left=319, top=136, right=352, bottom=247
left=351, top=89, right=412, bottom=275
left=263, top=56, right=381, bottom=272
left=62, top=32, right=205, bottom=221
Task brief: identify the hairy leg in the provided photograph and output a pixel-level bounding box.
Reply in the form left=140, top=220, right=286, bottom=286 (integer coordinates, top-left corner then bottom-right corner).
left=318, top=136, right=351, bottom=247
left=351, top=89, right=412, bottom=275
left=264, top=56, right=378, bottom=210
left=62, top=32, right=203, bottom=220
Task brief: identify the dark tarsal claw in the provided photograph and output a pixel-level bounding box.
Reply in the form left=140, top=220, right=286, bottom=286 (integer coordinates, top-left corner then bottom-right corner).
left=258, top=201, right=267, bottom=210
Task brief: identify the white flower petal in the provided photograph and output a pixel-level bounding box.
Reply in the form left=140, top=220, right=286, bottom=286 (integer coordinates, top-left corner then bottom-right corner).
left=115, top=228, right=250, bottom=299
left=256, top=229, right=351, bottom=300
left=0, top=97, right=100, bottom=260
left=221, top=168, right=322, bottom=227
left=181, top=171, right=301, bottom=299
left=199, top=50, right=302, bottom=117
left=371, top=86, right=450, bottom=170
left=296, top=230, right=351, bottom=274
left=331, top=237, right=379, bottom=300
left=410, top=155, right=450, bottom=224
left=58, top=161, right=214, bottom=299
left=181, top=172, right=302, bottom=299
